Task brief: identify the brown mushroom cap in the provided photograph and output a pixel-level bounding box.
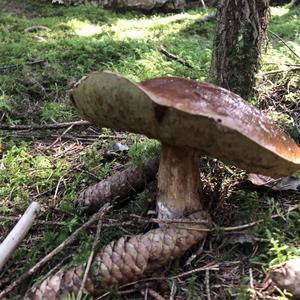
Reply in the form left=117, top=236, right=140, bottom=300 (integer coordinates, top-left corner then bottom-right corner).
left=71, top=71, right=300, bottom=178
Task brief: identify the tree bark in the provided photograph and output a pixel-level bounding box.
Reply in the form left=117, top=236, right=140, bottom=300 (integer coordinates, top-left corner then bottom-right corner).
left=210, top=0, right=269, bottom=99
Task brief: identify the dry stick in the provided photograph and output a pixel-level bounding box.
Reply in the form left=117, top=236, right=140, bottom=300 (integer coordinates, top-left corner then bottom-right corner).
left=205, top=269, right=211, bottom=300
left=200, top=0, right=206, bottom=7
left=0, top=202, right=40, bottom=271
left=171, top=263, right=219, bottom=279
left=131, top=214, right=211, bottom=226
left=97, top=263, right=219, bottom=299
left=24, top=25, right=50, bottom=32
left=0, top=215, right=64, bottom=226
left=0, top=59, right=47, bottom=71
left=0, top=203, right=111, bottom=299
left=76, top=216, right=103, bottom=300
left=169, top=280, right=177, bottom=300
left=0, top=120, right=90, bottom=131
left=268, top=29, right=300, bottom=60
left=159, top=45, right=195, bottom=69
left=263, top=66, right=300, bottom=75
left=133, top=205, right=298, bottom=233
left=222, top=205, right=298, bottom=232
left=47, top=123, right=75, bottom=149
left=143, top=287, right=148, bottom=300
left=131, top=214, right=256, bottom=232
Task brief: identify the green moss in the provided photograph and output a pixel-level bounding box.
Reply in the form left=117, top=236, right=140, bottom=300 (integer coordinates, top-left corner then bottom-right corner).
left=1, top=1, right=300, bottom=297
left=0, top=3, right=214, bottom=122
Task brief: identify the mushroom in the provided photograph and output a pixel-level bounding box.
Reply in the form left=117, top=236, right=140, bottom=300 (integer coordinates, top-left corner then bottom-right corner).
left=71, top=71, right=300, bottom=220
left=23, top=72, right=300, bottom=298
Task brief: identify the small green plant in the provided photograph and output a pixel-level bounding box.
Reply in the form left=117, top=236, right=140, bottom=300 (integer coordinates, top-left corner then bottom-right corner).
left=0, top=92, right=12, bottom=113
left=128, top=138, right=160, bottom=167
left=41, top=102, right=73, bottom=122
left=266, top=230, right=300, bottom=267
left=80, top=140, right=112, bottom=179
left=181, top=276, right=202, bottom=300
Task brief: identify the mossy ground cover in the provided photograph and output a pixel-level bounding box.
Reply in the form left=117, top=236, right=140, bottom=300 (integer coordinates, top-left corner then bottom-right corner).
left=0, top=0, right=299, bottom=298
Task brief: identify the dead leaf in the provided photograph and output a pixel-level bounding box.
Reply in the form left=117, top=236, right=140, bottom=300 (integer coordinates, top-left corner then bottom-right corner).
left=247, top=173, right=300, bottom=191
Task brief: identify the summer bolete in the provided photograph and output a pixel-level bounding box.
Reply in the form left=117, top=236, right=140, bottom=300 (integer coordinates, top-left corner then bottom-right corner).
left=71, top=71, right=300, bottom=220
left=23, top=73, right=300, bottom=299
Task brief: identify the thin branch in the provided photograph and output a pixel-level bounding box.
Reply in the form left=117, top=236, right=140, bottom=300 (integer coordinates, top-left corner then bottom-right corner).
left=96, top=263, right=219, bottom=299
left=24, top=25, right=50, bottom=32
left=47, top=123, right=75, bottom=148
left=0, top=59, right=48, bottom=71
left=76, top=214, right=103, bottom=300
left=159, top=45, right=194, bottom=69
left=205, top=269, right=211, bottom=300
left=170, top=263, right=219, bottom=279
left=0, top=215, right=64, bottom=226
left=0, top=202, right=40, bottom=270
left=130, top=214, right=210, bottom=226
left=268, top=29, right=300, bottom=60
left=0, top=120, right=90, bottom=131
left=262, top=66, right=300, bottom=75
left=200, top=0, right=206, bottom=7
left=133, top=205, right=298, bottom=233
left=0, top=203, right=111, bottom=299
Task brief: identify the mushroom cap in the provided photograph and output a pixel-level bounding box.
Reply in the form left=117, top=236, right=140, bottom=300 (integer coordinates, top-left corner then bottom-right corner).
left=71, top=71, right=300, bottom=178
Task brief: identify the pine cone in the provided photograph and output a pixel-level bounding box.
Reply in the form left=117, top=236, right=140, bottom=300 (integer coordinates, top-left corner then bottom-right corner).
left=25, top=211, right=210, bottom=299
left=94, top=210, right=210, bottom=288
left=24, top=266, right=94, bottom=300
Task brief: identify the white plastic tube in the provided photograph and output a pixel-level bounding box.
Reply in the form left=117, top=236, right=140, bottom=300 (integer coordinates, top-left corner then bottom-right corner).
left=0, top=202, right=40, bottom=270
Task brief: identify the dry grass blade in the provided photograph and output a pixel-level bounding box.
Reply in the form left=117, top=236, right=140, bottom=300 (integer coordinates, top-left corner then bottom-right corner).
left=76, top=214, right=104, bottom=300
left=0, top=120, right=90, bottom=131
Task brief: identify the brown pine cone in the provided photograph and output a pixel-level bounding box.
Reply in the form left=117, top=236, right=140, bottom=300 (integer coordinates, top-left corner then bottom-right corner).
left=25, top=211, right=210, bottom=299
left=24, top=266, right=94, bottom=300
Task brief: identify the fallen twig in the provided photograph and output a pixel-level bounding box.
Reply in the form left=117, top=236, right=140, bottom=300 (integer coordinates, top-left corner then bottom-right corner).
left=131, top=214, right=210, bottom=225
left=0, top=215, right=64, bottom=226
left=47, top=123, right=75, bottom=148
left=24, top=25, right=50, bottom=32
left=0, top=59, right=48, bottom=71
left=0, top=202, right=40, bottom=271
left=263, top=66, right=300, bottom=75
left=0, top=120, right=90, bottom=131
left=268, top=29, right=300, bottom=60
left=132, top=205, right=298, bottom=232
left=76, top=213, right=104, bottom=300
left=96, top=262, right=219, bottom=299
left=171, top=263, right=219, bottom=279
left=205, top=269, right=211, bottom=300
left=0, top=203, right=110, bottom=299
left=159, top=45, right=194, bottom=69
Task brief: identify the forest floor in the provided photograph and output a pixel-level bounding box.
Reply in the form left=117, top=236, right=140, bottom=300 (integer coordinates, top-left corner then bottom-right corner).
left=0, top=0, right=300, bottom=299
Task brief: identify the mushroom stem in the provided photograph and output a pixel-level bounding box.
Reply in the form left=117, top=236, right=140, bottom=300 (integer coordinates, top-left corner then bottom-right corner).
left=157, top=144, right=203, bottom=220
